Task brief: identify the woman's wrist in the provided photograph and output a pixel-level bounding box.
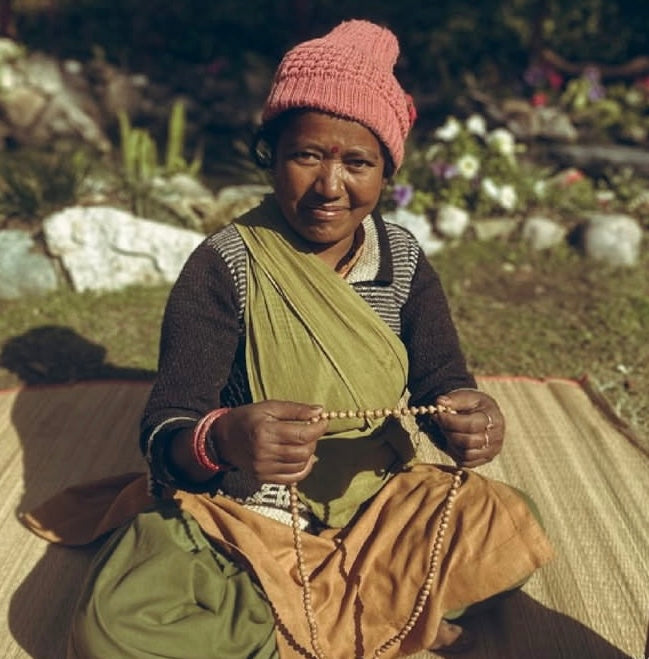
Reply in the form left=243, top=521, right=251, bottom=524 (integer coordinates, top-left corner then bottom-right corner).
left=192, top=408, right=233, bottom=474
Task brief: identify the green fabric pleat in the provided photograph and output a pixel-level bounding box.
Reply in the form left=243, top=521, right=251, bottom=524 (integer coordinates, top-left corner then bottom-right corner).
left=68, top=503, right=278, bottom=659
left=235, top=198, right=414, bottom=527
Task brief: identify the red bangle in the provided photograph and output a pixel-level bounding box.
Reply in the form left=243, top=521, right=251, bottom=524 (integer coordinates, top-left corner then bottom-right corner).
left=192, top=408, right=231, bottom=473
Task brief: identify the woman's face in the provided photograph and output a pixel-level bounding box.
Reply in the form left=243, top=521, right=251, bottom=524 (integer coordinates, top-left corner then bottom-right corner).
left=272, top=111, right=387, bottom=267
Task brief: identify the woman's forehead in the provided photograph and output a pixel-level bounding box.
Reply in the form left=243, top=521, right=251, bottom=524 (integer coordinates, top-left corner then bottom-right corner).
left=280, top=111, right=381, bottom=150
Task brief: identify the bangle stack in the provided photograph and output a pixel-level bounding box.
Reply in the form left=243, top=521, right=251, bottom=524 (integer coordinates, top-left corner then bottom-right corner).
left=192, top=408, right=232, bottom=473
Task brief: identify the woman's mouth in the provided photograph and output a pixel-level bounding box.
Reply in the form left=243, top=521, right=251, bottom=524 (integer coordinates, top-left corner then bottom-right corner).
left=304, top=205, right=348, bottom=221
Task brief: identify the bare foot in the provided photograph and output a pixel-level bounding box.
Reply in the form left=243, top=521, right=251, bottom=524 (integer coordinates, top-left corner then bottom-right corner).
left=430, top=620, right=474, bottom=654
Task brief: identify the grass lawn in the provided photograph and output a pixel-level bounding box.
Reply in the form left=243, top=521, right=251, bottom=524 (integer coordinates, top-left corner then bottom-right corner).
left=1, top=237, right=647, bottom=440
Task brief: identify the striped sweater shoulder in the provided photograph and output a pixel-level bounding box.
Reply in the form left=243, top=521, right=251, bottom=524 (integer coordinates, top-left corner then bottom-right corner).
left=203, top=218, right=422, bottom=334
left=205, top=223, right=248, bottom=322
left=351, top=220, right=422, bottom=335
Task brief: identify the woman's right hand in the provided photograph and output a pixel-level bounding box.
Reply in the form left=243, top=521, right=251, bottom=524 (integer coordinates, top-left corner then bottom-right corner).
left=212, top=401, right=328, bottom=484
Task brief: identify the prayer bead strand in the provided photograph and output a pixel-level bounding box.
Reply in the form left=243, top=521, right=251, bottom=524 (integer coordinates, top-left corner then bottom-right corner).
left=290, top=403, right=463, bottom=659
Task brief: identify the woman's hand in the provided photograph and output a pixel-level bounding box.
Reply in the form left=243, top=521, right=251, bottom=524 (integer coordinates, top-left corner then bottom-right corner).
left=212, top=400, right=328, bottom=484
left=434, top=389, right=505, bottom=468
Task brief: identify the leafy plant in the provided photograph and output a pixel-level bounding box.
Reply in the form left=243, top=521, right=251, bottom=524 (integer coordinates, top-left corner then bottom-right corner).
left=385, top=115, right=539, bottom=218
left=558, top=71, right=649, bottom=144
left=0, top=147, right=93, bottom=224
left=117, top=99, right=203, bottom=217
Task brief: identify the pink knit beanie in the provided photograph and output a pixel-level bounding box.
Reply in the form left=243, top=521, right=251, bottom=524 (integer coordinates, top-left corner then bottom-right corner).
left=262, top=20, right=416, bottom=169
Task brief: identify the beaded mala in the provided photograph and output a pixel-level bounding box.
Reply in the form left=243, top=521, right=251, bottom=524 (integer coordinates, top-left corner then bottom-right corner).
left=289, top=403, right=465, bottom=659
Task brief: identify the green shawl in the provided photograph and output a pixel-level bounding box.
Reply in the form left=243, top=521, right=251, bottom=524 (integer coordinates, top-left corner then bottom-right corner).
left=235, top=198, right=414, bottom=527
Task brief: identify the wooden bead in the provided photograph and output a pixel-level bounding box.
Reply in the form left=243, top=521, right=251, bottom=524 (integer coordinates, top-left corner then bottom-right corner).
left=288, top=403, right=463, bottom=659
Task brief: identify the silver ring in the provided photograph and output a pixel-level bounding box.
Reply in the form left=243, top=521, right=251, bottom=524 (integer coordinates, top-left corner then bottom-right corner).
left=482, top=412, right=494, bottom=449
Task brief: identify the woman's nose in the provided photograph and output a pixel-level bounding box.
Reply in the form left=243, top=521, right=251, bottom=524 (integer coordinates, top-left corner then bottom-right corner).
left=314, top=160, right=344, bottom=197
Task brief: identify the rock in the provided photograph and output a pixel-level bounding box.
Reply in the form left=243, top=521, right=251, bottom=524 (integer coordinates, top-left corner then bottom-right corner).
left=472, top=218, right=518, bottom=241
left=206, top=184, right=273, bottom=233
left=42, top=206, right=204, bottom=292
left=383, top=208, right=445, bottom=256
left=521, top=216, right=566, bottom=250
left=28, top=93, right=111, bottom=151
left=2, top=86, right=47, bottom=128
left=0, top=48, right=111, bottom=151
left=17, top=52, right=64, bottom=95
left=580, top=213, right=643, bottom=267
left=0, top=38, right=24, bottom=63
left=435, top=204, right=470, bottom=239
left=535, top=107, right=579, bottom=142
left=548, top=143, right=649, bottom=177
left=0, top=230, right=59, bottom=300
left=148, top=177, right=269, bottom=234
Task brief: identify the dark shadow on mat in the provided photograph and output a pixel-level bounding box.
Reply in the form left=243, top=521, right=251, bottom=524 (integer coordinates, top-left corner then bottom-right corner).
left=0, top=325, right=155, bottom=386
left=7, top=378, right=148, bottom=658
left=460, top=589, right=634, bottom=659
left=9, top=541, right=103, bottom=659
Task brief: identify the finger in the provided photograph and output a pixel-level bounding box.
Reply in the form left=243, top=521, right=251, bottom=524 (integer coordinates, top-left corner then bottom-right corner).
left=437, top=391, right=481, bottom=414
left=258, top=455, right=318, bottom=484
left=446, top=431, right=491, bottom=452
left=264, top=400, right=325, bottom=422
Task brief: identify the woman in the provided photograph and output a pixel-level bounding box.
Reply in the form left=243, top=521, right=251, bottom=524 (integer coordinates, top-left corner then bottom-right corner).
left=31, top=19, right=553, bottom=659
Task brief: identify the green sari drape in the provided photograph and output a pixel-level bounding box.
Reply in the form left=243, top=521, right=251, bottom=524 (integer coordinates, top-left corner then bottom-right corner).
left=235, top=199, right=415, bottom=526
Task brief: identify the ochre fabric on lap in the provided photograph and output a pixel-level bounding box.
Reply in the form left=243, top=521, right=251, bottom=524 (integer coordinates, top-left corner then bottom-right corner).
left=173, top=464, right=553, bottom=658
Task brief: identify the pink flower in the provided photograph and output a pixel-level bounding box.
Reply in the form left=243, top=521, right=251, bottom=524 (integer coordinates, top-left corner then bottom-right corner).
left=546, top=68, right=564, bottom=91
left=635, top=76, right=649, bottom=93
left=561, top=169, right=585, bottom=186
left=532, top=91, right=549, bottom=107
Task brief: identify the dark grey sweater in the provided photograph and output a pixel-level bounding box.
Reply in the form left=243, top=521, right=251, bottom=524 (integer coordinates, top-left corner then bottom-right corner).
left=141, top=211, right=475, bottom=495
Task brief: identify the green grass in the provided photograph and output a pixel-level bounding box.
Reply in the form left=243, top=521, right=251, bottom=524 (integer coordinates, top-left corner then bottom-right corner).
left=1, top=238, right=647, bottom=440
left=433, top=239, right=649, bottom=437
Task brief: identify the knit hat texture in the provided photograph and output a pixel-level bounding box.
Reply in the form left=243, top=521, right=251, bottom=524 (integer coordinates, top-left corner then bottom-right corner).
left=262, top=19, right=415, bottom=169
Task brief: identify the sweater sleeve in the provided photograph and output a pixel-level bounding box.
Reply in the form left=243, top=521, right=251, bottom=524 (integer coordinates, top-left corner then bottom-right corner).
left=401, top=250, right=476, bottom=405
left=139, top=239, right=242, bottom=492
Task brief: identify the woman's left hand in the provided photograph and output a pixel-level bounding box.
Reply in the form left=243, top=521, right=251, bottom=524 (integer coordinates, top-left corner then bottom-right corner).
left=433, top=389, right=505, bottom=468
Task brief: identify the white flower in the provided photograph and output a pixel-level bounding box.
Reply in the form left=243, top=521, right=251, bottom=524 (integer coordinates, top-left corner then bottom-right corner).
left=481, top=177, right=500, bottom=200
left=434, top=116, right=461, bottom=141
left=498, top=184, right=517, bottom=210
left=487, top=128, right=516, bottom=158
left=481, top=179, right=517, bottom=211
left=533, top=180, right=547, bottom=198
left=466, top=114, right=487, bottom=137
left=595, top=189, right=616, bottom=203
left=456, top=154, right=480, bottom=180
left=436, top=204, right=470, bottom=239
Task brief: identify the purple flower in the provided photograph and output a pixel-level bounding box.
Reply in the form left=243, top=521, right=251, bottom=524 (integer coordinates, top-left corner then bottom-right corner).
left=524, top=65, right=545, bottom=87
left=588, top=83, right=606, bottom=101
left=430, top=161, right=458, bottom=180
left=584, top=66, right=605, bottom=101
left=584, top=66, right=601, bottom=83
left=392, top=183, right=414, bottom=208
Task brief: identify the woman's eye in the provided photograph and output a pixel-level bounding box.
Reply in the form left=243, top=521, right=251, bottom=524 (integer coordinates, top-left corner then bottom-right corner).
left=292, top=151, right=319, bottom=164
left=346, top=159, right=372, bottom=170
